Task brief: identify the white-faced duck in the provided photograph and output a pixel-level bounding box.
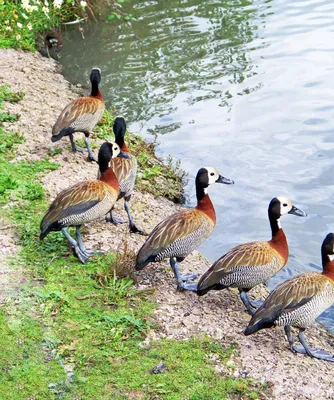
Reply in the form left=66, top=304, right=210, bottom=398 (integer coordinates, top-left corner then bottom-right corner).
left=40, top=142, right=129, bottom=264
left=244, top=233, right=334, bottom=363
left=135, top=167, right=234, bottom=290
left=104, top=116, right=147, bottom=235
left=197, top=197, right=307, bottom=314
left=51, top=68, right=105, bottom=161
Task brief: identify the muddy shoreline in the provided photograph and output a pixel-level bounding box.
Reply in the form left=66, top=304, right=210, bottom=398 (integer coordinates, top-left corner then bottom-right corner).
left=0, top=49, right=333, bottom=399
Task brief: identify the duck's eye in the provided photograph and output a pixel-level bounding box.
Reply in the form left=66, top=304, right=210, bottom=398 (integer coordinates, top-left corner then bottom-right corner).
left=283, top=203, right=288, bottom=207
left=114, top=147, right=118, bottom=150
left=210, top=172, right=214, bottom=176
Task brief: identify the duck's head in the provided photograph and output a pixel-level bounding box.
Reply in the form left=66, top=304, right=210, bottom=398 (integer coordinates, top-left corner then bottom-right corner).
left=90, top=67, right=102, bottom=84
left=321, top=233, right=334, bottom=257
left=98, top=141, right=130, bottom=173
left=113, top=116, right=126, bottom=146
left=196, top=167, right=234, bottom=193
left=268, top=196, right=307, bottom=220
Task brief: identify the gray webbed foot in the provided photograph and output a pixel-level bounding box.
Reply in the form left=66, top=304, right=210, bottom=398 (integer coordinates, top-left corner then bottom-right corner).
left=106, top=214, right=127, bottom=225
left=291, top=344, right=307, bottom=355
left=72, top=245, right=88, bottom=264
left=129, top=223, right=148, bottom=236
left=72, top=146, right=86, bottom=153
left=292, top=344, right=334, bottom=362
left=82, top=249, right=104, bottom=257
left=239, top=290, right=258, bottom=315
left=248, top=298, right=264, bottom=309
left=180, top=273, right=199, bottom=282
left=177, top=282, right=198, bottom=292
left=88, top=153, right=98, bottom=163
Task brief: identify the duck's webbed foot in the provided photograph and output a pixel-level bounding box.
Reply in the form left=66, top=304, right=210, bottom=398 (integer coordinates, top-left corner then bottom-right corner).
left=291, top=331, right=334, bottom=362
left=106, top=211, right=127, bottom=225
left=180, top=273, right=199, bottom=282
left=85, top=136, right=97, bottom=162
left=239, top=289, right=260, bottom=315
left=177, top=282, right=198, bottom=292
left=62, top=227, right=88, bottom=264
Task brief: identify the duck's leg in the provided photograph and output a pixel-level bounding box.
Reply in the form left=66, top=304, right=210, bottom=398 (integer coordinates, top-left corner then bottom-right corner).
left=106, top=208, right=127, bottom=224
left=84, top=135, right=97, bottom=162
left=124, top=195, right=147, bottom=236
left=239, top=289, right=257, bottom=315
left=169, top=257, right=198, bottom=291
left=284, top=325, right=295, bottom=347
left=75, top=226, right=104, bottom=256
left=248, top=298, right=264, bottom=309
left=291, top=330, right=334, bottom=362
left=69, top=133, right=85, bottom=153
left=61, top=227, right=88, bottom=264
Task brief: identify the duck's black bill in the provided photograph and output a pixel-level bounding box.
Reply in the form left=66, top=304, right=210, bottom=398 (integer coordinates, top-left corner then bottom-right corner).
left=118, top=151, right=131, bottom=159
left=216, top=175, right=234, bottom=185
left=288, top=205, right=307, bottom=217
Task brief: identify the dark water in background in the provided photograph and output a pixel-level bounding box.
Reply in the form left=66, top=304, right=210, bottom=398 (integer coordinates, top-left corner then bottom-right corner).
left=59, top=0, right=334, bottom=332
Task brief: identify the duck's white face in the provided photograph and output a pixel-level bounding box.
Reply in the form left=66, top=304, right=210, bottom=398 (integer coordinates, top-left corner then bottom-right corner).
left=277, top=196, right=293, bottom=216
left=108, top=142, right=120, bottom=168
left=110, top=141, right=120, bottom=158
left=205, top=167, right=221, bottom=185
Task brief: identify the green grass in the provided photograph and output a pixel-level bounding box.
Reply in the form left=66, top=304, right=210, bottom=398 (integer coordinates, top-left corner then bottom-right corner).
left=0, top=1, right=134, bottom=52
left=0, top=85, right=268, bottom=399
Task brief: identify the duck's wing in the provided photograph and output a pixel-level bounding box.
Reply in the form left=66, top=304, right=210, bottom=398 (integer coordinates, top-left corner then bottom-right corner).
left=52, top=97, right=104, bottom=134
left=41, top=181, right=106, bottom=227
left=197, top=241, right=274, bottom=292
left=245, top=272, right=325, bottom=334
left=136, top=208, right=203, bottom=267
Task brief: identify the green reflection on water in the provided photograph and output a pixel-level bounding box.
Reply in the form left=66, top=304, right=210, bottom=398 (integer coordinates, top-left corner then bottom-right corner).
left=60, top=0, right=268, bottom=134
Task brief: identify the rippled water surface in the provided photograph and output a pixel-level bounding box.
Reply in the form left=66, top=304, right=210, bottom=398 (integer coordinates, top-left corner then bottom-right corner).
left=60, top=0, right=334, bottom=331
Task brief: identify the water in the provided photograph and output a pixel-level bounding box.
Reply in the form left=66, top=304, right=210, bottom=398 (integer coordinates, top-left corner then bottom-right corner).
left=59, top=0, right=334, bottom=332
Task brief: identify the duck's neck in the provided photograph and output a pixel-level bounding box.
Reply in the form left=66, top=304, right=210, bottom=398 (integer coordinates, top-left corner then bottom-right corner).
left=195, top=186, right=216, bottom=223
left=90, top=80, right=103, bottom=101
left=269, top=214, right=288, bottom=261
left=100, top=168, right=119, bottom=191
left=322, top=255, right=334, bottom=281
left=115, top=135, right=129, bottom=153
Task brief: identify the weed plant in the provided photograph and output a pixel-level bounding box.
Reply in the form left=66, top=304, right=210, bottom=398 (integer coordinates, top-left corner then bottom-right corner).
left=0, top=0, right=134, bottom=51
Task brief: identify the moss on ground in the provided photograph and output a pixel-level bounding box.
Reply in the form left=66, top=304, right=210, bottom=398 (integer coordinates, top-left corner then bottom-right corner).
left=0, top=85, right=267, bottom=399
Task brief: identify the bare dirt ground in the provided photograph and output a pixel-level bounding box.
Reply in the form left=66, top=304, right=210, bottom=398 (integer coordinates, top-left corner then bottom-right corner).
left=0, top=49, right=333, bottom=399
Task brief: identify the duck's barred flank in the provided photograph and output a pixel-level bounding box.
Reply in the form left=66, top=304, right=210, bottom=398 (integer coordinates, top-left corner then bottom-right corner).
left=68, top=108, right=104, bottom=133
left=152, top=218, right=214, bottom=261
left=217, top=256, right=283, bottom=289
left=276, top=281, right=334, bottom=328
left=58, top=190, right=115, bottom=226
left=119, top=161, right=137, bottom=197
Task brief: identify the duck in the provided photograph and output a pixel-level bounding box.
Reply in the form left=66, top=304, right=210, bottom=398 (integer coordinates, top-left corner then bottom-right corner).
left=51, top=68, right=105, bottom=162
left=196, top=197, right=307, bottom=314
left=135, top=167, right=234, bottom=290
left=244, top=233, right=334, bottom=362
left=105, top=116, right=146, bottom=235
left=40, top=141, right=129, bottom=264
